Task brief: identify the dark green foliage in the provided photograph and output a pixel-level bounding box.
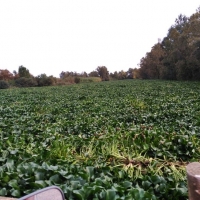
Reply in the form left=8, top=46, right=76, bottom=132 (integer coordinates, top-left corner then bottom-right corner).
left=15, top=77, right=37, bottom=87
left=0, top=80, right=9, bottom=89
left=97, top=66, right=110, bottom=81
left=36, top=74, right=54, bottom=86
left=18, top=65, right=31, bottom=78
left=89, top=70, right=99, bottom=77
left=139, top=9, right=200, bottom=81
left=0, top=80, right=200, bottom=199
left=74, top=77, right=81, bottom=84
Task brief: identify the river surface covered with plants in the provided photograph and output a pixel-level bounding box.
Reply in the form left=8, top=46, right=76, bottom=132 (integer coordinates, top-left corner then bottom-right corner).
left=0, top=80, right=200, bottom=199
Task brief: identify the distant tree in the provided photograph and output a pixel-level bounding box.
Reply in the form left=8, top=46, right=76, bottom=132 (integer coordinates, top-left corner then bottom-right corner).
left=89, top=70, right=99, bottom=77
left=13, top=70, right=17, bottom=76
left=15, top=77, right=37, bottom=87
left=18, top=65, right=31, bottom=78
left=132, top=68, right=140, bottom=79
left=74, top=77, right=81, bottom=84
left=126, top=68, right=134, bottom=79
left=139, top=43, right=165, bottom=79
left=0, top=80, right=9, bottom=89
left=96, top=66, right=109, bottom=81
left=188, top=40, right=200, bottom=80
left=160, top=13, right=200, bottom=80
left=117, top=70, right=126, bottom=80
left=12, top=70, right=19, bottom=79
left=59, top=71, right=78, bottom=78
left=138, top=9, right=200, bottom=80
left=149, top=43, right=165, bottom=79
left=80, top=71, right=88, bottom=77
left=36, top=74, right=54, bottom=86
left=109, top=71, right=118, bottom=79
left=0, top=69, right=13, bottom=81
left=60, top=71, right=65, bottom=79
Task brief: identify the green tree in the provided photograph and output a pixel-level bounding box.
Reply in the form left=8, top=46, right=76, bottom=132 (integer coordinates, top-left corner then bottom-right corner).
left=139, top=43, right=165, bottom=79
left=36, top=74, right=54, bottom=86
left=0, top=80, right=9, bottom=89
left=126, top=68, right=134, bottom=79
left=118, top=70, right=127, bottom=80
left=109, top=71, right=119, bottom=79
left=74, top=77, right=81, bottom=84
left=96, top=66, right=109, bottom=81
left=15, top=77, right=37, bottom=87
left=80, top=71, right=88, bottom=77
left=89, top=70, right=99, bottom=77
left=140, top=10, right=200, bottom=81
left=132, top=68, right=140, bottom=79
left=18, top=65, right=31, bottom=78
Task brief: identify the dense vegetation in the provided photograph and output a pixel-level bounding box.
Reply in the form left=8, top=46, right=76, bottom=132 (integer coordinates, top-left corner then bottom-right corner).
left=139, top=7, right=200, bottom=80
left=0, top=80, right=200, bottom=199
left=0, top=66, right=102, bottom=89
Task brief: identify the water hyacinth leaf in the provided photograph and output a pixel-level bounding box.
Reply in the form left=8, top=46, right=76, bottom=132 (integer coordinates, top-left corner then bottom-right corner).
left=112, top=184, right=124, bottom=195
left=10, top=189, right=21, bottom=197
left=60, top=184, right=70, bottom=193
left=94, top=178, right=103, bottom=186
left=58, top=169, right=68, bottom=176
left=2, top=174, right=10, bottom=183
left=71, top=181, right=81, bottom=190
left=0, top=157, right=6, bottom=162
left=0, top=188, right=7, bottom=196
left=99, top=190, right=106, bottom=199
left=106, top=189, right=116, bottom=200
left=142, top=180, right=152, bottom=189
left=34, top=171, right=45, bottom=180
left=6, top=159, right=14, bottom=172
left=49, top=174, right=61, bottom=183
left=173, top=186, right=188, bottom=196
left=8, top=179, right=19, bottom=189
left=73, top=189, right=85, bottom=200
left=122, top=181, right=132, bottom=188
left=34, top=180, right=47, bottom=188
left=44, top=180, right=52, bottom=185
left=151, top=175, right=163, bottom=184
left=10, top=149, right=18, bottom=155
left=92, top=185, right=104, bottom=193
left=129, top=188, right=145, bottom=199
left=123, top=196, right=133, bottom=200
left=62, top=174, right=74, bottom=180
left=17, top=165, right=26, bottom=174
left=118, top=171, right=125, bottom=179
left=86, top=166, right=94, bottom=180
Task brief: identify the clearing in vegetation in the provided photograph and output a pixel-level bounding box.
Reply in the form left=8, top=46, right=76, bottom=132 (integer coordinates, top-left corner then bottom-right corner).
left=0, top=80, right=200, bottom=199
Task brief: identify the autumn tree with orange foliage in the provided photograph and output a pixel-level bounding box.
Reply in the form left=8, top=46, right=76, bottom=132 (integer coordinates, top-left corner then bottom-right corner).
left=0, top=69, right=13, bottom=81
left=139, top=7, right=200, bottom=80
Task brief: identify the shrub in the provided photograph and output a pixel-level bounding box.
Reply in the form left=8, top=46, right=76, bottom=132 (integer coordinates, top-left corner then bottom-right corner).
left=15, top=77, right=38, bottom=87
left=36, top=77, right=54, bottom=86
left=74, top=77, right=81, bottom=84
left=0, top=80, right=9, bottom=89
left=80, top=77, right=101, bottom=83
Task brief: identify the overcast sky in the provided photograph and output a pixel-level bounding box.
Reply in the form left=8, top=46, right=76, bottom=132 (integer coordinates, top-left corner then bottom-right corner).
left=0, top=1, right=199, bottom=77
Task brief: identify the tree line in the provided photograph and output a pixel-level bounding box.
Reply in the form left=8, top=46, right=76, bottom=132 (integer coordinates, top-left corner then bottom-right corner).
left=59, top=66, right=139, bottom=82
left=0, top=65, right=140, bottom=89
left=139, top=7, right=200, bottom=80
left=1, top=6, right=199, bottom=88
left=60, top=6, right=200, bottom=82
left=0, top=66, right=57, bottom=89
